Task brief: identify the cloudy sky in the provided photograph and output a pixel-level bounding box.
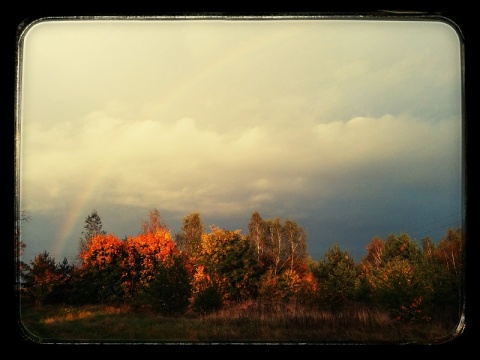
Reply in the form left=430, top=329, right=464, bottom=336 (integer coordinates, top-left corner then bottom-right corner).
left=17, top=17, right=464, bottom=264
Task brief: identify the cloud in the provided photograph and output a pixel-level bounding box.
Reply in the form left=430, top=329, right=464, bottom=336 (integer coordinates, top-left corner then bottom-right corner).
left=21, top=102, right=460, bottom=223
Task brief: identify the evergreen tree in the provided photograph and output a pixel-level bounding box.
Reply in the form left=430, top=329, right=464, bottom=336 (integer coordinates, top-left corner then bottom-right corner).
left=79, top=210, right=106, bottom=255
left=313, top=244, right=358, bottom=311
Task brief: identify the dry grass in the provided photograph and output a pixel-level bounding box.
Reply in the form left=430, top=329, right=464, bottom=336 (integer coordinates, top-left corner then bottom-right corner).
left=18, top=300, right=462, bottom=345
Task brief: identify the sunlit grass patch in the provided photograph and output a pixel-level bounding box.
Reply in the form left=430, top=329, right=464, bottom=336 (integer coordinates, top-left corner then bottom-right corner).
left=18, top=300, right=462, bottom=344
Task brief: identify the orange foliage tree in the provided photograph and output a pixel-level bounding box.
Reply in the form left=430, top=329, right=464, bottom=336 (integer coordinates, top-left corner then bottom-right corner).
left=258, top=266, right=318, bottom=306
left=122, top=228, right=180, bottom=298
left=76, top=233, right=126, bottom=303
left=80, top=233, right=125, bottom=268
left=22, top=251, right=72, bottom=307
left=192, top=226, right=261, bottom=307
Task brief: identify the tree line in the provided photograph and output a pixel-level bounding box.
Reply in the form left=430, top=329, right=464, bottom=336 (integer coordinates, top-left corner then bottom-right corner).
left=17, top=208, right=464, bottom=323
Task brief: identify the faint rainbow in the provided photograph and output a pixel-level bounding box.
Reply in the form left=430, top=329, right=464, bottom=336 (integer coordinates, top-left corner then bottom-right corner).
left=52, top=168, right=108, bottom=260
left=51, top=26, right=292, bottom=259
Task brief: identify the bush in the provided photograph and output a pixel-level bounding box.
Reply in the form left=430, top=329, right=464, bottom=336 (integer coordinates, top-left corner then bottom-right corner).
left=140, top=256, right=192, bottom=315
left=192, top=285, right=223, bottom=314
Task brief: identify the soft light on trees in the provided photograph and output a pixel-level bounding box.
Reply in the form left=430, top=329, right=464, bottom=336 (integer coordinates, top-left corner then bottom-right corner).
left=283, top=218, right=307, bottom=272
left=363, top=235, right=384, bottom=267
left=435, top=226, right=464, bottom=280
left=140, top=208, right=166, bottom=234
left=313, top=244, right=359, bottom=311
left=79, top=210, right=107, bottom=257
left=195, top=226, right=260, bottom=305
left=139, top=254, right=192, bottom=315
left=247, top=211, right=267, bottom=263
left=176, top=212, right=205, bottom=257
left=264, top=217, right=287, bottom=275
left=80, top=233, right=124, bottom=268
left=22, top=251, right=73, bottom=307
left=382, top=233, right=422, bottom=264
left=122, top=228, right=180, bottom=298
left=366, top=257, right=431, bottom=321
left=258, top=267, right=318, bottom=306
left=433, top=226, right=465, bottom=321
left=77, top=233, right=126, bottom=303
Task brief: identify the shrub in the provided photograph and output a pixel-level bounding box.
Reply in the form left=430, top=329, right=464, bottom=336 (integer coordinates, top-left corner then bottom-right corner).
left=192, top=285, right=223, bottom=314
left=139, top=255, right=192, bottom=315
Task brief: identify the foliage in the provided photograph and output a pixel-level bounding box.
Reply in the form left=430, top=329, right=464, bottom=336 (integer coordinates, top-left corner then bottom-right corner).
left=175, top=212, right=205, bottom=257
left=435, top=227, right=464, bottom=290
left=20, top=207, right=463, bottom=331
left=77, top=233, right=126, bottom=304
left=382, top=233, right=422, bottom=264
left=258, top=265, right=318, bottom=306
left=140, top=208, right=166, bottom=234
left=431, top=227, right=465, bottom=322
left=71, top=261, right=125, bottom=305
left=263, top=217, right=287, bottom=275
left=416, top=254, right=460, bottom=320
left=365, top=257, right=432, bottom=321
left=283, top=218, right=308, bottom=272
left=21, top=251, right=73, bottom=307
left=196, top=227, right=261, bottom=305
left=250, top=214, right=308, bottom=276
left=362, top=235, right=384, bottom=266
left=359, top=230, right=463, bottom=322
left=313, top=244, right=359, bottom=311
left=192, top=284, right=223, bottom=314
left=80, top=233, right=125, bottom=268
left=122, top=228, right=180, bottom=298
left=139, top=255, right=192, bottom=315
left=247, top=211, right=267, bottom=263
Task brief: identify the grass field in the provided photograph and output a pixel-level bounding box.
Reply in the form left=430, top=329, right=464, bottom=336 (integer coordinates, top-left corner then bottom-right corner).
left=17, top=299, right=464, bottom=345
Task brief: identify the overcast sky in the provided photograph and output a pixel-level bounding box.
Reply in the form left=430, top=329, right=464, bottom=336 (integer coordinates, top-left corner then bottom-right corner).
left=17, top=17, right=463, bottom=264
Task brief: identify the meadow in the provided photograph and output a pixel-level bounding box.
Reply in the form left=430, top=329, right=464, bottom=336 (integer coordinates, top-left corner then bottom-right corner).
left=18, top=298, right=462, bottom=345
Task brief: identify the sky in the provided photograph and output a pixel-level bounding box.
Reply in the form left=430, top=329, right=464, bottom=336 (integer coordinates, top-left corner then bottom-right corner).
left=17, top=17, right=464, bottom=265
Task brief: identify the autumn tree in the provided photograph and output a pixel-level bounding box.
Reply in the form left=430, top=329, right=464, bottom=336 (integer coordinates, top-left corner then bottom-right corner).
left=435, top=226, right=464, bottom=285
left=263, top=217, right=287, bottom=275
left=79, top=210, right=106, bottom=256
left=141, top=208, right=166, bottom=234
left=382, top=232, right=422, bottom=264
left=283, top=218, right=308, bottom=272
left=416, top=247, right=459, bottom=323
left=260, top=217, right=308, bottom=276
left=357, top=235, right=385, bottom=302
left=122, top=226, right=180, bottom=299
left=21, top=251, right=73, bottom=307
left=432, top=226, right=465, bottom=322
left=363, top=235, right=384, bottom=267
left=193, top=227, right=261, bottom=306
left=421, top=236, right=436, bottom=258
left=138, top=254, right=192, bottom=315
left=76, top=233, right=126, bottom=304
left=247, top=211, right=267, bottom=263
left=258, top=267, right=318, bottom=306
left=176, top=212, right=205, bottom=257
left=312, top=244, right=359, bottom=311
left=359, top=232, right=459, bottom=322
